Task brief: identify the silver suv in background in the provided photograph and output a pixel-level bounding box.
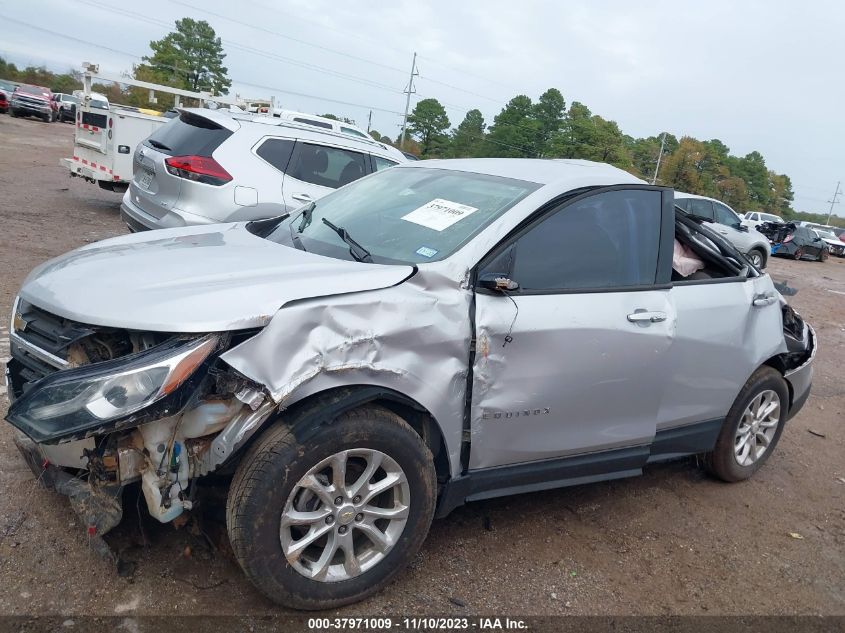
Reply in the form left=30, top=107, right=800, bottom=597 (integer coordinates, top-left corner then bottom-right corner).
left=120, top=109, right=406, bottom=231
left=675, top=192, right=772, bottom=268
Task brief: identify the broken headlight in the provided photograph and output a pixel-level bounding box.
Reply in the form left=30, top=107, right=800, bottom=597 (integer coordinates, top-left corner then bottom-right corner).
left=6, top=335, right=218, bottom=443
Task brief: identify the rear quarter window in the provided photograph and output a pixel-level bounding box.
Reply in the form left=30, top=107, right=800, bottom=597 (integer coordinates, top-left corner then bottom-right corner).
left=256, top=138, right=295, bottom=173
left=145, top=112, right=233, bottom=157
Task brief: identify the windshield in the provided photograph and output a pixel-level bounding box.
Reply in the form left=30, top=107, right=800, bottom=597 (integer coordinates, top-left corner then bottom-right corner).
left=817, top=230, right=838, bottom=240
left=265, top=167, right=539, bottom=264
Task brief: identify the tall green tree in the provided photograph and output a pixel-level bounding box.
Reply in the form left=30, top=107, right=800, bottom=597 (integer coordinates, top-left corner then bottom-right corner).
left=486, top=95, right=537, bottom=157
left=139, top=18, right=231, bottom=95
left=406, top=98, right=450, bottom=156
left=532, top=88, right=566, bottom=156
left=448, top=109, right=486, bottom=157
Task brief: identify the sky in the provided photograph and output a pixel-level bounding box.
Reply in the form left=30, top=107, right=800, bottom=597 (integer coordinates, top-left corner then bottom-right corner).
left=1, top=0, right=843, bottom=214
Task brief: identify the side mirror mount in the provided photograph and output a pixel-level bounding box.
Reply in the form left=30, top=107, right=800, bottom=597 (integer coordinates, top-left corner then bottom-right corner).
left=736, top=224, right=748, bottom=232
left=479, top=272, right=519, bottom=292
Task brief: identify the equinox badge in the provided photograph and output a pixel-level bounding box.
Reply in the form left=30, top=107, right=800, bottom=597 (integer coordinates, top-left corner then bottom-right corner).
left=482, top=407, right=551, bottom=420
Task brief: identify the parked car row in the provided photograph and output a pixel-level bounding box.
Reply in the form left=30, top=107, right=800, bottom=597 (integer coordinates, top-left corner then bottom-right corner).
left=0, top=81, right=82, bottom=123
left=674, top=192, right=772, bottom=268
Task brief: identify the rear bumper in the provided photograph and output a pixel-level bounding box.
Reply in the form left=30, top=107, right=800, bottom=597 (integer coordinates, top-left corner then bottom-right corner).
left=61, top=157, right=101, bottom=181
left=120, top=191, right=220, bottom=231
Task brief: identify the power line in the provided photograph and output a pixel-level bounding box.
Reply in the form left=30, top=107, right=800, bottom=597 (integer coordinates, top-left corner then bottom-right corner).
left=76, top=0, right=405, bottom=95
left=1, top=15, right=143, bottom=60
left=416, top=54, right=523, bottom=95
left=0, top=15, right=404, bottom=116
left=169, top=0, right=408, bottom=75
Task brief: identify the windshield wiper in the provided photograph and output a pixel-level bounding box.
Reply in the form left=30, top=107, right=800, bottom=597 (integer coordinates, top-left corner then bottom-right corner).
left=321, top=218, right=373, bottom=263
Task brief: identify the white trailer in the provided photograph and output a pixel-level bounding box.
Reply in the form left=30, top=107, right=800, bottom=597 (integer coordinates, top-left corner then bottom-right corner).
left=61, top=63, right=268, bottom=193
left=62, top=105, right=167, bottom=192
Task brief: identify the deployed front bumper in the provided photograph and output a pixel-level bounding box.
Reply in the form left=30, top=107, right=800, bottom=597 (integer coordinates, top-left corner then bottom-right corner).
left=13, top=432, right=123, bottom=559
left=784, top=324, right=816, bottom=420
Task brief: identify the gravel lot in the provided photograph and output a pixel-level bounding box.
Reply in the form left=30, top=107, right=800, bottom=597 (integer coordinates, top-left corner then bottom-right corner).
left=0, top=115, right=843, bottom=617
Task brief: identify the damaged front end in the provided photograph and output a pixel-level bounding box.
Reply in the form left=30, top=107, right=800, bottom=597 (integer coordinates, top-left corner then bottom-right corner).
left=5, top=297, right=276, bottom=557
left=777, top=301, right=816, bottom=419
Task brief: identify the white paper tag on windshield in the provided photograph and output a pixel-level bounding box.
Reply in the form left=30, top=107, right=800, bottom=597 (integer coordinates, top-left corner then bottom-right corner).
left=401, top=198, right=479, bottom=232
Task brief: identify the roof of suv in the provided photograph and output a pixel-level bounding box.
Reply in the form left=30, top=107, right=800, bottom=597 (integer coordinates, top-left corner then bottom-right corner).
left=183, top=107, right=406, bottom=162
left=409, top=158, right=645, bottom=187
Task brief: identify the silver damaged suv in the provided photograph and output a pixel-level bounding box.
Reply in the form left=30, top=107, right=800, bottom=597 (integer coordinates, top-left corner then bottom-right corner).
left=6, top=159, right=815, bottom=609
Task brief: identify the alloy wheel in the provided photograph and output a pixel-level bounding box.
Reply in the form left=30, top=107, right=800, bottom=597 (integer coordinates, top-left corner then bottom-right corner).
left=279, top=448, right=410, bottom=582
left=734, top=390, right=780, bottom=467
left=749, top=251, right=762, bottom=267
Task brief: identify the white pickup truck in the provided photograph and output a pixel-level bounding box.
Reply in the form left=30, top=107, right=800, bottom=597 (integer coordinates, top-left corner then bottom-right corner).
left=741, top=210, right=784, bottom=231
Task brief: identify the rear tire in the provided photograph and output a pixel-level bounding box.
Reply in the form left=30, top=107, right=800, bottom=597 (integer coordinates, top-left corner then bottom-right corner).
left=818, top=249, right=828, bottom=262
left=227, top=405, right=437, bottom=610
left=792, top=247, right=803, bottom=260
left=705, top=366, right=789, bottom=482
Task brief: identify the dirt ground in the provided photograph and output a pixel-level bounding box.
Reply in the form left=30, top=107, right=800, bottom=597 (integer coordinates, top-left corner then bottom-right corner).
left=0, top=114, right=843, bottom=617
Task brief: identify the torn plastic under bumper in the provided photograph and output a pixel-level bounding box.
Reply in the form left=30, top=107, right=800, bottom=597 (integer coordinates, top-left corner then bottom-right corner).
left=13, top=432, right=123, bottom=561
left=784, top=323, right=815, bottom=420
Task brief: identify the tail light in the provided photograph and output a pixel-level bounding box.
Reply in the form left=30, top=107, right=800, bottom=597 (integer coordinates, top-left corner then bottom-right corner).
left=108, top=118, right=113, bottom=128
left=165, top=155, right=232, bottom=186
left=783, top=234, right=793, bottom=243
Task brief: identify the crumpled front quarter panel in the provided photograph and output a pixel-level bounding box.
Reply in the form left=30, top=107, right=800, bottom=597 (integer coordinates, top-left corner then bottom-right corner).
left=220, top=268, right=472, bottom=475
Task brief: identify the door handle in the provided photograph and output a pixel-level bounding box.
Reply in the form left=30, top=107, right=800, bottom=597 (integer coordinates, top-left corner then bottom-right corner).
left=627, top=310, right=667, bottom=323
left=752, top=294, right=777, bottom=307
left=291, top=193, right=313, bottom=203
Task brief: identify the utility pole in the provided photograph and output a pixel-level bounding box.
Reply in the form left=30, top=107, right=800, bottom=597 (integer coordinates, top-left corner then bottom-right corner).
left=367, top=109, right=372, bottom=133
left=399, top=52, right=418, bottom=150
left=651, top=132, right=667, bottom=185
left=826, top=181, right=841, bottom=225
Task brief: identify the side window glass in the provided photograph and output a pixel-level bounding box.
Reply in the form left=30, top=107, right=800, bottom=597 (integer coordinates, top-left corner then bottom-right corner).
left=687, top=198, right=714, bottom=220
left=255, top=138, right=295, bottom=173
left=372, top=156, right=398, bottom=172
left=289, top=143, right=368, bottom=188
left=502, top=189, right=662, bottom=292
left=713, top=202, right=737, bottom=226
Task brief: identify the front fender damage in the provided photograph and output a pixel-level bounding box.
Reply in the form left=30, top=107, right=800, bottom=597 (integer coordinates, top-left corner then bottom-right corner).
left=220, top=269, right=472, bottom=476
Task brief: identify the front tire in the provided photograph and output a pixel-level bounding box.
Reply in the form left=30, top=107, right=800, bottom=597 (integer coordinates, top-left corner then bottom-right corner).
left=227, top=405, right=437, bottom=610
left=705, top=366, right=789, bottom=482
left=748, top=248, right=766, bottom=269
left=818, top=249, right=828, bottom=262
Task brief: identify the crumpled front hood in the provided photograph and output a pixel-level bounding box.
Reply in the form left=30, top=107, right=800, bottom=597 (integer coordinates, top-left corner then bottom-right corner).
left=19, top=224, right=414, bottom=332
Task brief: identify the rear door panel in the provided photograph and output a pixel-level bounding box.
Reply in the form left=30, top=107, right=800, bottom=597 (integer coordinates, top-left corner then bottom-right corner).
left=659, top=276, right=783, bottom=430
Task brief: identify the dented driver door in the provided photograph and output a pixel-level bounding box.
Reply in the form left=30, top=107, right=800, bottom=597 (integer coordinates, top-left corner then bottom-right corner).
left=468, top=188, right=675, bottom=470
